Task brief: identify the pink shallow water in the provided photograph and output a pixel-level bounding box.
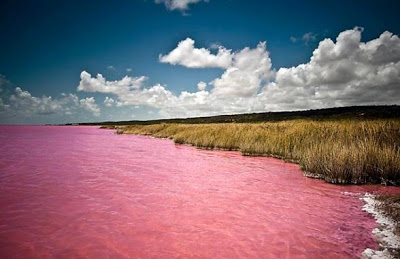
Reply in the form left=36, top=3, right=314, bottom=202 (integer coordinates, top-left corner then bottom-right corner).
left=0, top=126, right=399, bottom=258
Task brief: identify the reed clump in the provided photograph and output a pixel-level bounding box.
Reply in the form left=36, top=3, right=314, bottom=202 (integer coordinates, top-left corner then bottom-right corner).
left=118, top=119, right=400, bottom=185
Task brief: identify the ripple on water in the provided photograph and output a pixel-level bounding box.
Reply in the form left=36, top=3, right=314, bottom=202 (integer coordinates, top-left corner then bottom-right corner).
left=0, top=126, right=399, bottom=258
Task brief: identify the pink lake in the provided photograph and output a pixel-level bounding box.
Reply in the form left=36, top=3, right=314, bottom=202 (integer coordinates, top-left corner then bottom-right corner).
left=0, top=126, right=399, bottom=258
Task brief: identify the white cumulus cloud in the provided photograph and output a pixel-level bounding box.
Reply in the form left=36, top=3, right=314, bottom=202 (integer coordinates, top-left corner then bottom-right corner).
left=78, top=72, right=148, bottom=93
left=78, top=28, right=400, bottom=119
left=80, top=97, right=100, bottom=117
left=159, top=38, right=233, bottom=68
left=78, top=71, right=177, bottom=109
left=260, top=28, right=400, bottom=110
left=211, top=41, right=274, bottom=98
left=0, top=87, right=101, bottom=119
left=197, top=81, right=207, bottom=91
left=78, top=41, right=273, bottom=118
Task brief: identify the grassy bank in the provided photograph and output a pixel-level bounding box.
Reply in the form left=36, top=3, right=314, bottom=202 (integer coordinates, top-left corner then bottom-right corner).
left=109, top=119, right=400, bottom=185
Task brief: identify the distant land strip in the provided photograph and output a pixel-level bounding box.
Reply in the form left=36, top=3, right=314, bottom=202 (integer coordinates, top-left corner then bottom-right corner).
left=68, top=105, right=400, bottom=126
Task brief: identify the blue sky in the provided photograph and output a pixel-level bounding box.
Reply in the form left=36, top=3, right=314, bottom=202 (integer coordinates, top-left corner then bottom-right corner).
left=1, top=0, right=400, bottom=124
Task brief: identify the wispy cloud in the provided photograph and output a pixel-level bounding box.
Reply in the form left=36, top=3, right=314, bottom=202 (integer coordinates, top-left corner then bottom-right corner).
left=290, top=32, right=318, bottom=45
left=104, top=96, right=115, bottom=107
left=302, top=32, right=317, bottom=45
left=155, top=0, right=208, bottom=13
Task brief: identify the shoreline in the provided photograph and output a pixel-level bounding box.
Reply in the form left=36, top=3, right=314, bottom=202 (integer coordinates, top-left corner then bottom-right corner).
left=105, top=124, right=400, bottom=258
left=106, top=120, right=400, bottom=186
left=362, top=194, right=400, bottom=258
left=112, top=124, right=400, bottom=186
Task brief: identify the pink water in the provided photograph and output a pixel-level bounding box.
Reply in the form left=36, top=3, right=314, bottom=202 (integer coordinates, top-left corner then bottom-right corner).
left=0, top=126, right=399, bottom=258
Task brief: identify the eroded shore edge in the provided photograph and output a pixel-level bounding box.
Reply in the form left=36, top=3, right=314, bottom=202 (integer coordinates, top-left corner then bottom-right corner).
left=362, top=194, right=400, bottom=258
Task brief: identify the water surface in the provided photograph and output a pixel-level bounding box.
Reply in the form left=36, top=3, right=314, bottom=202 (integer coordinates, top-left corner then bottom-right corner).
left=0, top=126, right=398, bottom=258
